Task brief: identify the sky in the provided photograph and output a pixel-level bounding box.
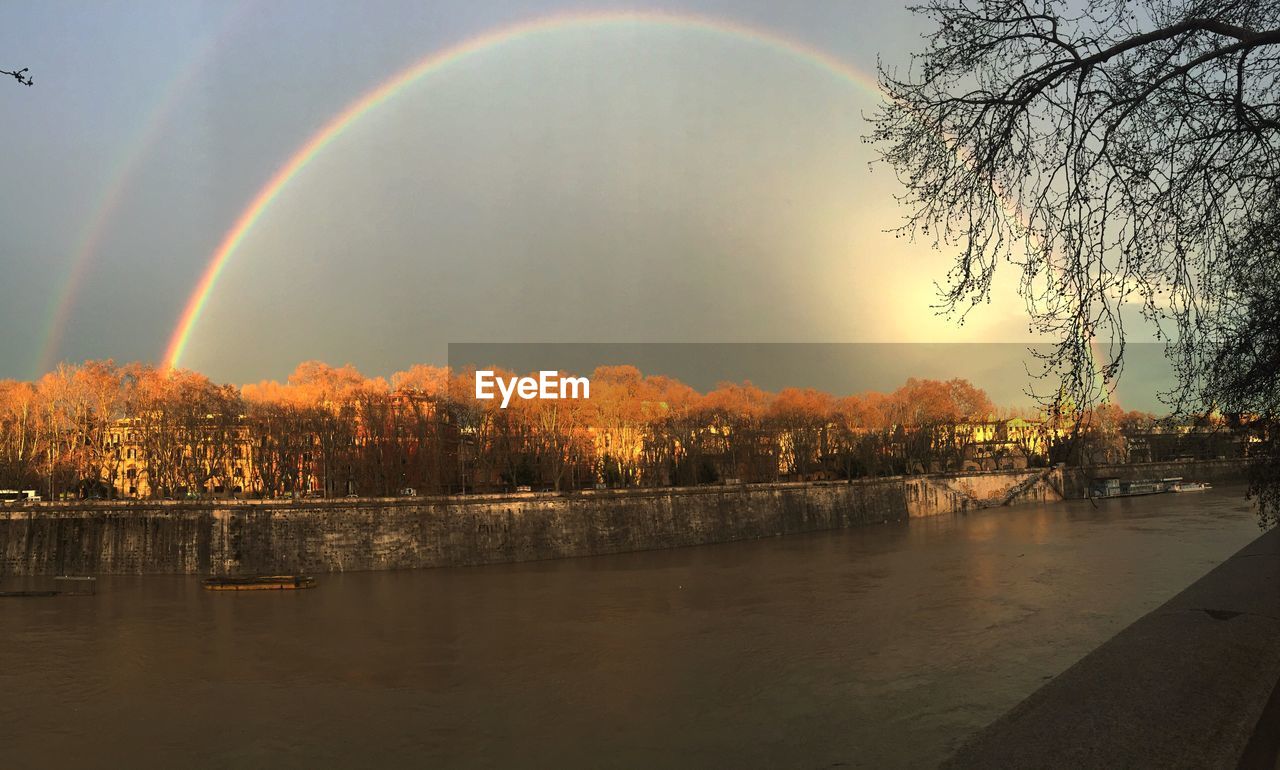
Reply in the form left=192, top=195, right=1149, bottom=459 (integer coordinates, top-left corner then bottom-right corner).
left=1, top=0, right=1137, bottom=398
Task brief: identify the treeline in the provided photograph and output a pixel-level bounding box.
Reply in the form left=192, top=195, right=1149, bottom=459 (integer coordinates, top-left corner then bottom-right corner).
left=0, top=359, right=1179, bottom=499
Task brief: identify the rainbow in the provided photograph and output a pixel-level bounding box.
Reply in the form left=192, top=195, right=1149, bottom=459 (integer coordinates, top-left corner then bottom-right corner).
left=36, top=1, right=253, bottom=378
left=162, top=9, right=885, bottom=370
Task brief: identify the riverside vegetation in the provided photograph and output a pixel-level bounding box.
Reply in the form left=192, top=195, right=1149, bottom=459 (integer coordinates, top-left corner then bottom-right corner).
left=0, top=360, right=1247, bottom=501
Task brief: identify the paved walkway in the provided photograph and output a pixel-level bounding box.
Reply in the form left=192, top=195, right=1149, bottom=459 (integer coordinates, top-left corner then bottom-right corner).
left=946, top=527, right=1280, bottom=769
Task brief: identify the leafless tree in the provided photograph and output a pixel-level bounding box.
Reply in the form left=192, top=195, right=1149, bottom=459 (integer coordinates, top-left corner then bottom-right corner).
left=871, top=0, right=1280, bottom=524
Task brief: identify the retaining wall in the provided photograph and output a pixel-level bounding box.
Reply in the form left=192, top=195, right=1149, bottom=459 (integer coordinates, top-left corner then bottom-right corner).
left=0, top=460, right=1245, bottom=576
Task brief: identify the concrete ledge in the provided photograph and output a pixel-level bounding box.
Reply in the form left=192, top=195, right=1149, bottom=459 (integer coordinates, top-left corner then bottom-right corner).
left=945, top=528, right=1280, bottom=769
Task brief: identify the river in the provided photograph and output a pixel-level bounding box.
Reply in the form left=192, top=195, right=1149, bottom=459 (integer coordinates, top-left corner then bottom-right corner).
left=0, top=486, right=1262, bottom=768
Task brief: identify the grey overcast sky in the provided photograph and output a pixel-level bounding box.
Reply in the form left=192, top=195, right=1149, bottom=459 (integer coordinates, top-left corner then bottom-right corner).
left=2, top=0, right=1066, bottom=386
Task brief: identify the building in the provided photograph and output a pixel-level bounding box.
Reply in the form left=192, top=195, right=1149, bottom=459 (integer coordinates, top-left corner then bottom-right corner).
left=104, top=415, right=256, bottom=499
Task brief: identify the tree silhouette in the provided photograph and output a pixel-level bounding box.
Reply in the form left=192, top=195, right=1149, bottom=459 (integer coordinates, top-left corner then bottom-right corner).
left=871, top=0, right=1280, bottom=525
left=2, top=67, right=32, bottom=86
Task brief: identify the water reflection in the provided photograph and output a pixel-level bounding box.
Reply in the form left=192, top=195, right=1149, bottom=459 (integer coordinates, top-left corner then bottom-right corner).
left=0, top=487, right=1260, bottom=768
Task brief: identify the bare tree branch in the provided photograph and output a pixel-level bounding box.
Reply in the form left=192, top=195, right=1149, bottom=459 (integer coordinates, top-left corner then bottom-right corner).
left=870, top=0, right=1280, bottom=525
left=2, top=67, right=33, bottom=87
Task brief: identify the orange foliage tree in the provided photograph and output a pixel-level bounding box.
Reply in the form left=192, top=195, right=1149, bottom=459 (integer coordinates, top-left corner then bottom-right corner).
left=5, top=358, right=1235, bottom=499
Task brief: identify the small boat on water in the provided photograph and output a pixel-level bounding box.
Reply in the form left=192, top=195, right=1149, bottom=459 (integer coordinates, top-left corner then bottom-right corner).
left=202, top=575, right=317, bottom=591
left=1093, top=477, right=1165, bottom=498
left=0, top=576, right=97, bottom=598
left=1091, top=476, right=1215, bottom=498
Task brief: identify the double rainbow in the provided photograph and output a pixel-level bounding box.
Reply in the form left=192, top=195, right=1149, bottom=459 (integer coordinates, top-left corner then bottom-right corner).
left=161, top=9, right=884, bottom=370
left=154, top=8, right=1102, bottom=400
left=36, top=1, right=252, bottom=377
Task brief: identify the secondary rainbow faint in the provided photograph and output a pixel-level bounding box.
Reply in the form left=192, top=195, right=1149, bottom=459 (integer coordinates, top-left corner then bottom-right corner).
left=34, top=1, right=251, bottom=378
left=161, top=9, right=887, bottom=371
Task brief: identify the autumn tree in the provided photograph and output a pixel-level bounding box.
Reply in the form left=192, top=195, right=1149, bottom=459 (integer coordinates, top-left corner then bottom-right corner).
left=123, top=367, right=244, bottom=498
left=0, top=380, right=39, bottom=488
left=285, top=362, right=366, bottom=496
left=883, top=378, right=993, bottom=471
left=519, top=390, right=594, bottom=491
left=872, top=0, right=1280, bottom=520
left=4, top=356, right=1250, bottom=498
left=34, top=366, right=81, bottom=496
left=831, top=394, right=892, bottom=478
left=768, top=388, right=834, bottom=478
left=446, top=368, right=504, bottom=492
left=644, top=376, right=705, bottom=486
left=589, top=366, right=651, bottom=487
left=391, top=365, right=450, bottom=397
left=702, top=382, right=773, bottom=482
left=241, top=384, right=314, bottom=498
left=76, top=361, right=127, bottom=491
left=391, top=365, right=458, bottom=494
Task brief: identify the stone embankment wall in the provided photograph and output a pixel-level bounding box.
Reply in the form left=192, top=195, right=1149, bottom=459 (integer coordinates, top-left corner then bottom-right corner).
left=0, top=459, right=1246, bottom=576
